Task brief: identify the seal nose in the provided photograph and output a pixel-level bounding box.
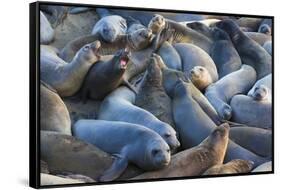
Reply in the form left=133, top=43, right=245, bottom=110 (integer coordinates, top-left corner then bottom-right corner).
left=190, top=70, right=195, bottom=74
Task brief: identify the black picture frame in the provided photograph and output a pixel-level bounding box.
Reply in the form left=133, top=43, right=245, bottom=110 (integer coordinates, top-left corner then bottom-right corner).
left=30, top=1, right=274, bottom=189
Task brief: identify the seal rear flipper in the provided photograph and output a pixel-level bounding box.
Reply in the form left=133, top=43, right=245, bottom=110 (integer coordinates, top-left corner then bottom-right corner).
left=98, top=154, right=128, bottom=182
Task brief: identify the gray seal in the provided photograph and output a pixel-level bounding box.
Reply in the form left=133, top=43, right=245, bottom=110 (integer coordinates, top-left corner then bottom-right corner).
left=91, top=15, right=127, bottom=43
left=135, top=55, right=175, bottom=128
left=132, top=124, right=230, bottom=179
left=73, top=119, right=171, bottom=181
left=229, top=127, right=272, bottom=157
left=210, top=27, right=242, bottom=78
left=40, top=41, right=101, bottom=97
left=205, top=65, right=257, bottom=120
left=171, top=79, right=268, bottom=167
left=98, top=86, right=180, bottom=150
left=230, top=94, right=272, bottom=129
left=40, top=11, right=55, bottom=44
left=203, top=159, right=254, bottom=175
left=216, top=19, right=271, bottom=79
left=79, top=49, right=134, bottom=102
left=40, top=82, right=71, bottom=135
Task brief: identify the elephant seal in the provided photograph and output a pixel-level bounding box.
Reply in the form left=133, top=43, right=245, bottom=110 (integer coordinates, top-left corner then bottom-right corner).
left=216, top=19, right=272, bottom=79
left=263, top=41, right=272, bottom=55
left=230, top=94, right=272, bottom=129
left=59, top=28, right=154, bottom=62
left=229, top=127, right=272, bottom=157
left=40, top=173, right=84, bottom=186
left=157, top=41, right=182, bottom=70
left=248, top=74, right=272, bottom=102
left=245, top=32, right=272, bottom=46
left=40, top=82, right=71, bottom=135
left=203, top=159, right=254, bottom=175
left=258, top=19, right=272, bottom=35
left=41, top=41, right=101, bottom=97
left=73, top=120, right=171, bottom=182
left=205, top=65, right=257, bottom=120
left=41, top=131, right=143, bottom=181
left=98, top=86, right=180, bottom=150
left=252, top=161, right=272, bottom=172
left=91, top=15, right=127, bottom=43
left=40, top=11, right=54, bottom=44
left=148, top=14, right=213, bottom=54
left=189, top=66, right=213, bottom=91
left=210, top=27, right=242, bottom=78
left=132, top=124, right=229, bottom=179
left=79, top=49, right=133, bottom=102
left=236, top=17, right=263, bottom=31
left=154, top=55, right=220, bottom=125
left=171, top=79, right=267, bottom=167
left=173, top=43, right=218, bottom=86
left=135, top=55, right=175, bottom=128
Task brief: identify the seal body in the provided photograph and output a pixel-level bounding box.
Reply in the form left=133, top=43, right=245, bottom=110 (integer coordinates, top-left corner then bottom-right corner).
left=157, top=42, right=182, bottom=70
left=73, top=120, right=171, bottom=181
left=210, top=27, right=242, bottom=78
left=171, top=79, right=267, bottom=167
left=205, top=65, right=256, bottom=120
left=230, top=94, right=272, bottom=129
left=98, top=86, right=180, bottom=150
left=263, top=41, right=272, bottom=55
left=40, top=11, right=55, bottom=44
left=40, top=82, right=71, bottom=135
left=217, top=19, right=271, bottom=79
left=132, top=124, right=229, bottom=179
left=79, top=49, right=131, bottom=102
left=41, top=41, right=101, bottom=97
left=203, top=159, right=254, bottom=175
left=92, top=15, right=127, bottom=43
left=245, top=32, right=272, bottom=46
left=40, top=173, right=84, bottom=186
left=229, top=127, right=272, bottom=157
left=135, top=55, right=175, bottom=128
left=252, top=161, right=272, bottom=172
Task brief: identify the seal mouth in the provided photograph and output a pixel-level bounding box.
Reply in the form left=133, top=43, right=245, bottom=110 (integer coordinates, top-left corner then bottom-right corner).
left=119, top=49, right=130, bottom=69
left=190, top=70, right=200, bottom=79
left=91, top=41, right=101, bottom=59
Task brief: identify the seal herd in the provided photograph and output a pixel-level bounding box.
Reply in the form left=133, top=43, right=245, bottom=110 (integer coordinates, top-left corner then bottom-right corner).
left=39, top=5, right=272, bottom=185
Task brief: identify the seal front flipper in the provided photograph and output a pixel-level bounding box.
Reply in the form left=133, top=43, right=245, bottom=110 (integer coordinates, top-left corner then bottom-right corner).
left=122, top=80, right=138, bottom=95
left=98, top=154, right=128, bottom=182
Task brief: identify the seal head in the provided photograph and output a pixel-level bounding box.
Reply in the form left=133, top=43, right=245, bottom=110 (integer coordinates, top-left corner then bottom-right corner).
left=148, top=14, right=166, bottom=34
left=74, top=40, right=101, bottom=64
left=251, top=84, right=269, bottom=101
left=189, top=66, right=213, bottom=91
left=127, top=28, right=154, bottom=51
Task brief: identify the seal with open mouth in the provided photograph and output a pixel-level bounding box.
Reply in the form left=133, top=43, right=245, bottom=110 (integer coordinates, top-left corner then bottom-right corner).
left=79, top=48, right=135, bottom=102
left=40, top=41, right=101, bottom=97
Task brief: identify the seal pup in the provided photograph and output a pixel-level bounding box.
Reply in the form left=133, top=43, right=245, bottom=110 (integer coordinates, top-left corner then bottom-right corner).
left=210, top=27, right=242, bottom=78
left=73, top=120, right=171, bottom=182
left=132, top=124, right=229, bottom=179
left=79, top=49, right=133, bottom=102
left=148, top=14, right=213, bottom=54
left=40, top=11, right=55, bottom=44
left=173, top=43, right=218, bottom=85
left=171, top=79, right=267, bottom=167
left=248, top=74, right=272, bottom=102
left=263, top=41, right=272, bottom=55
left=98, top=86, right=180, bottom=150
left=205, top=65, right=257, bottom=120
left=203, top=159, right=254, bottom=175
left=135, top=55, right=175, bottom=128
left=41, top=41, right=101, bottom=97
left=59, top=28, right=154, bottom=62
left=216, top=19, right=271, bottom=79
left=91, top=15, right=127, bottom=43
left=154, top=54, right=221, bottom=125
left=230, top=94, right=272, bottom=129
left=229, top=127, right=272, bottom=157
left=252, top=161, right=272, bottom=172
left=157, top=41, right=182, bottom=70
left=40, top=81, right=71, bottom=135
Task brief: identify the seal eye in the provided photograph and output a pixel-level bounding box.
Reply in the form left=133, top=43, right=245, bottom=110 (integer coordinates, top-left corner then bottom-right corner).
left=83, top=45, right=90, bottom=51
left=152, top=149, right=160, bottom=156
left=199, top=67, right=204, bottom=72
left=164, top=134, right=171, bottom=138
